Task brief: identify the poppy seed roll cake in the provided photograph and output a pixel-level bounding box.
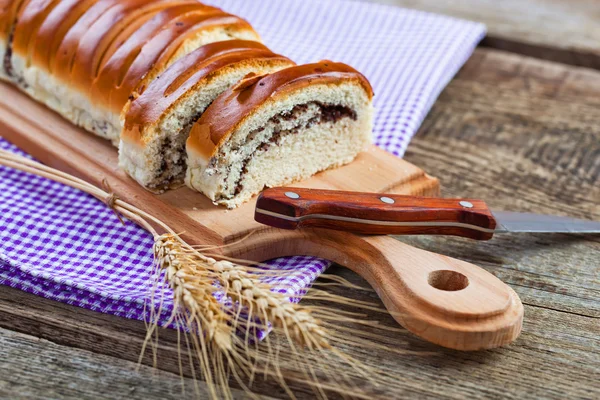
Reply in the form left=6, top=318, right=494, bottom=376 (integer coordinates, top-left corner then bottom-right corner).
left=120, top=39, right=294, bottom=191
left=186, top=61, right=374, bottom=208
left=4, top=0, right=261, bottom=144
left=2, top=1, right=377, bottom=207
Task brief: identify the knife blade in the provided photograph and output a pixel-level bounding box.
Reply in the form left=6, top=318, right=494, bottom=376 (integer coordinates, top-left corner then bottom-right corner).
left=254, top=188, right=600, bottom=241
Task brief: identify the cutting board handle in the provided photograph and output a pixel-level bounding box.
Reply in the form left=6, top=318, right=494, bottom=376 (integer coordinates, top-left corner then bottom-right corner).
left=227, top=228, right=523, bottom=351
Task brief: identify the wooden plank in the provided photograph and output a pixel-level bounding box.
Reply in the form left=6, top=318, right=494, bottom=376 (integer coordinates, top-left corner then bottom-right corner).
left=0, top=270, right=597, bottom=399
left=401, top=48, right=600, bottom=320
left=0, top=286, right=315, bottom=399
left=372, top=0, right=600, bottom=69
left=0, top=327, right=266, bottom=400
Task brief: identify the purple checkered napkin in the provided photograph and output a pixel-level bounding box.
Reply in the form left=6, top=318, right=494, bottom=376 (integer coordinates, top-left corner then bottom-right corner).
left=0, top=0, right=485, bottom=325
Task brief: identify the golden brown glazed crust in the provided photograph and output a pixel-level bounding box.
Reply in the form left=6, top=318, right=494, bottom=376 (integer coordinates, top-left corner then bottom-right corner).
left=0, top=0, right=13, bottom=37
left=52, top=0, right=128, bottom=80
left=115, top=13, right=255, bottom=108
left=93, top=7, right=256, bottom=112
left=122, top=40, right=293, bottom=141
left=98, top=1, right=207, bottom=72
left=0, top=0, right=27, bottom=39
left=187, top=61, right=374, bottom=157
left=11, top=0, right=62, bottom=65
left=30, top=0, right=99, bottom=71
left=89, top=2, right=214, bottom=108
left=69, top=0, right=191, bottom=93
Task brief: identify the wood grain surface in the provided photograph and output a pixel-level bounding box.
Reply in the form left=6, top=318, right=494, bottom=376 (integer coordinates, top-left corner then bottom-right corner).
left=373, top=0, right=600, bottom=69
left=1, top=0, right=600, bottom=398
left=0, top=327, right=264, bottom=400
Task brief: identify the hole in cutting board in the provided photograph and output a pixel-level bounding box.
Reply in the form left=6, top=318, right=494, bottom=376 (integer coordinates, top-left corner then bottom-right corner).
left=428, top=270, right=469, bottom=291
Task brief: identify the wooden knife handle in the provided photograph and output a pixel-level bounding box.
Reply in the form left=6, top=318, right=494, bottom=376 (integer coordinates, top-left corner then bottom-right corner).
left=255, top=188, right=498, bottom=241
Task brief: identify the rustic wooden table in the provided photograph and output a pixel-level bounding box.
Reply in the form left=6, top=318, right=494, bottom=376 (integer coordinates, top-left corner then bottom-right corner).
left=1, top=1, right=598, bottom=399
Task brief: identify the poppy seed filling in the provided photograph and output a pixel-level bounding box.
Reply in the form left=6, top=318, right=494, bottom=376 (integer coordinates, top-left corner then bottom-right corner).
left=208, top=101, right=357, bottom=200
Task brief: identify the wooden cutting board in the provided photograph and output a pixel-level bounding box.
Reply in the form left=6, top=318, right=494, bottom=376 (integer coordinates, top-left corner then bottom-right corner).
left=0, top=81, right=523, bottom=351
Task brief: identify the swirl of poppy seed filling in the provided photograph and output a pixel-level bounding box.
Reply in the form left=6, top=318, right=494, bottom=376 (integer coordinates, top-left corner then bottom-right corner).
left=208, top=101, right=357, bottom=201
left=151, top=109, right=207, bottom=189
left=4, top=22, right=19, bottom=83
left=3, top=29, right=14, bottom=77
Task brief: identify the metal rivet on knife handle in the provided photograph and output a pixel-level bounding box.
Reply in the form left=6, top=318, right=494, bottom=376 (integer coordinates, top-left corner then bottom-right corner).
left=460, top=201, right=474, bottom=208
left=285, top=191, right=300, bottom=199
left=380, top=196, right=395, bottom=204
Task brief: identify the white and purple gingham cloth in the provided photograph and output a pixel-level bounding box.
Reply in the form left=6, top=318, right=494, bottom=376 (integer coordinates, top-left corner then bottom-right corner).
left=0, top=0, right=485, bottom=325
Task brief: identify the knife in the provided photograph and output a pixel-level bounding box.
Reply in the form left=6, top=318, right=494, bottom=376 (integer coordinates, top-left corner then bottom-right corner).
left=254, top=188, right=600, bottom=240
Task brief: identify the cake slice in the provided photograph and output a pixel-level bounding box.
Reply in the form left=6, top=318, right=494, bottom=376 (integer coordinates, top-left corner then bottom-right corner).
left=120, top=40, right=294, bottom=191
left=185, top=62, right=374, bottom=208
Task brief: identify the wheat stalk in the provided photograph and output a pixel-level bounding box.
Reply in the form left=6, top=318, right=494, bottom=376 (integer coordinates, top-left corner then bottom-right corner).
left=213, top=258, right=331, bottom=349
left=155, top=236, right=233, bottom=348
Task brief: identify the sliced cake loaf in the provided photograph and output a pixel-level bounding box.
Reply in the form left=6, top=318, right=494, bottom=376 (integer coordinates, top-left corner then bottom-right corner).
left=186, top=62, right=374, bottom=208
left=120, top=40, right=294, bottom=191
left=2, top=2, right=376, bottom=206
left=5, top=0, right=261, bottom=143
